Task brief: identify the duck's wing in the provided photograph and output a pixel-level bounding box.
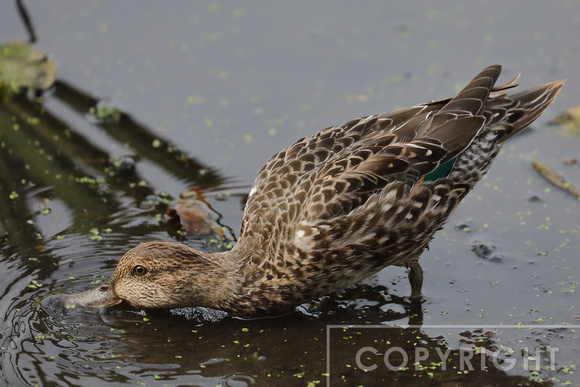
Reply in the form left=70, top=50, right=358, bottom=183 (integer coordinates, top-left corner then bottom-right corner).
left=297, top=65, right=513, bottom=222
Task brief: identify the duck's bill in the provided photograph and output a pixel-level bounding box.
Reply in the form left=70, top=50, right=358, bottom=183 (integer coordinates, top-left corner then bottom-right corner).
left=59, top=281, right=122, bottom=309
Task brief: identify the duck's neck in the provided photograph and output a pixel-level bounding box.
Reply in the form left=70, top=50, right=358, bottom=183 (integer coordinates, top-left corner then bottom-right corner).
left=198, top=249, right=246, bottom=311
left=205, top=243, right=288, bottom=318
left=209, top=242, right=305, bottom=318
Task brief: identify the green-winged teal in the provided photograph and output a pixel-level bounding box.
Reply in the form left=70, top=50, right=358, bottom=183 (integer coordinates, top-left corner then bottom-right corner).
left=64, top=65, right=564, bottom=318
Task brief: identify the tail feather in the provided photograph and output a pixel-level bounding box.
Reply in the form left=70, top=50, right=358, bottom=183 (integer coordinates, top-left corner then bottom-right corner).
left=499, top=79, right=565, bottom=142
left=430, top=65, right=501, bottom=129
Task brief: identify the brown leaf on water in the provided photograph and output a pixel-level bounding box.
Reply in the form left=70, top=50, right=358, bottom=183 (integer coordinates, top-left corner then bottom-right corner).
left=167, top=202, right=213, bottom=237
left=531, top=157, right=580, bottom=199
left=164, top=188, right=227, bottom=239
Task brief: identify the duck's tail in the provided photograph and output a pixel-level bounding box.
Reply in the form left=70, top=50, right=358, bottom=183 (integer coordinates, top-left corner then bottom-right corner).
left=497, top=79, right=565, bottom=142
left=447, top=67, right=564, bottom=189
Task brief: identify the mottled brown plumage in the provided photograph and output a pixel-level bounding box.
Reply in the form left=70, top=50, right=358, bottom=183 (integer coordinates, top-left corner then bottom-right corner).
left=64, top=65, right=564, bottom=318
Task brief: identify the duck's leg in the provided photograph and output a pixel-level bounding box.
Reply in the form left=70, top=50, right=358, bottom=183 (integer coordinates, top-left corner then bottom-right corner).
left=408, top=262, right=423, bottom=298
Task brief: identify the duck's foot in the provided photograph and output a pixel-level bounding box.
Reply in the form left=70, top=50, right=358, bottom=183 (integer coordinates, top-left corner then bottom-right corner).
left=408, top=262, right=423, bottom=299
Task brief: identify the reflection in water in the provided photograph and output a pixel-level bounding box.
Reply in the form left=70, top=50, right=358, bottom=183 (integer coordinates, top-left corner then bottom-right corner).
left=0, top=83, right=238, bottom=239
left=22, top=287, right=555, bottom=386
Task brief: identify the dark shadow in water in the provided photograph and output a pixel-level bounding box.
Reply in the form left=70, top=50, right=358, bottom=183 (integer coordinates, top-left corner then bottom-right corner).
left=52, top=79, right=227, bottom=189
left=0, top=81, right=237, bottom=251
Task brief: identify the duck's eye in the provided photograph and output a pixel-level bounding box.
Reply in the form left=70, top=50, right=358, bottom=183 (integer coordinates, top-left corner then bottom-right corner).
left=133, top=265, right=148, bottom=276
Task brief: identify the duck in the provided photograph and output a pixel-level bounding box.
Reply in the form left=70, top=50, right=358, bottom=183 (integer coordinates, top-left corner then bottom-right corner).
left=63, top=65, right=564, bottom=318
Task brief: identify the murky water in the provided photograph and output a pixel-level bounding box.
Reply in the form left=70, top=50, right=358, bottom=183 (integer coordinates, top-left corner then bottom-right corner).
left=1, top=1, right=579, bottom=386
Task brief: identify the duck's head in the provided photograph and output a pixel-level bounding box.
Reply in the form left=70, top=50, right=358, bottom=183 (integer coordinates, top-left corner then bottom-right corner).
left=61, top=241, right=236, bottom=311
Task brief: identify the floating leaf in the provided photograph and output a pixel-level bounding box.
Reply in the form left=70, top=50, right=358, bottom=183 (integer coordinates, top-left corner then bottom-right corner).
left=0, top=41, right=57, bottom=96
left=531, top=157, right=580, bottom=199
left=550, top=105, right=580, bottom=135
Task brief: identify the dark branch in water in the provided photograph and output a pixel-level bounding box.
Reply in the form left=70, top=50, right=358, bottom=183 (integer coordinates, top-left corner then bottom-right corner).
left=16, top=0, right=37, bottom=43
